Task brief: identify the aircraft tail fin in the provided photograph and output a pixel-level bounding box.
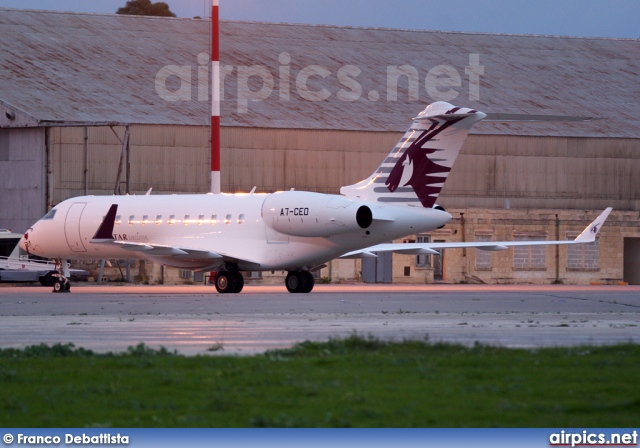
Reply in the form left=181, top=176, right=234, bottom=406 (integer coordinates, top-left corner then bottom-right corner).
left=340, top=101, right=486, bottom=207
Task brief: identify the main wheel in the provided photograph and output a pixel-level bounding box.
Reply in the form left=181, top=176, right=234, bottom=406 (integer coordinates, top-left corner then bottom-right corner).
left=285, top=271, right=309, bottom=293
left=231, top=271, right=244, bottom=294
left=215, top=271, right=237, bottom=294
left=301, top=271, right=315, bottom=293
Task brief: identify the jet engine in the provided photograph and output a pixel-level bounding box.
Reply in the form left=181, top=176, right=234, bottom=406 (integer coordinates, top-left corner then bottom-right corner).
left=262, top=191, right=372, bottom=238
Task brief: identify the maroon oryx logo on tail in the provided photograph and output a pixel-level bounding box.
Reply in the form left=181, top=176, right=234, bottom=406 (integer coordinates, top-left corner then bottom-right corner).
left=385, top=118, right=463, bottom=208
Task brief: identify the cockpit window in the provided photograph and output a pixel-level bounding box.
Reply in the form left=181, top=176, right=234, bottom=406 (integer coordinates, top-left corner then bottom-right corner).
left=42, top=209, right=56, bottom=220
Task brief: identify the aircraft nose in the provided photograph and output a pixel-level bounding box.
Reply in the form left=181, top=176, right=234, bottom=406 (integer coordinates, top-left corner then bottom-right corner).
left=19, top=228, right=34, bottom=253
left=19, top=230, right=29, bottom=252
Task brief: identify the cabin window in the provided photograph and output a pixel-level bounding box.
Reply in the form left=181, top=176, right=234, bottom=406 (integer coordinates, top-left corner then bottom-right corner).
left=238, top=214, right=245, bottom=224
left=142, top=215, right=149, bottom=225
left=128, top=215, right=135, bottom=225
left=115, top=215, right=122, bottom=225
left=210, top=214, right=217, bottom=224
left=224, top=214, right=232, bottom=224
left=155, top=215, right=162, bottom=225
left=184, top=214, right=190, bottom=225
left=198, top=214, right=204, bottom=225
left=168, top=214, right=175, bottom=225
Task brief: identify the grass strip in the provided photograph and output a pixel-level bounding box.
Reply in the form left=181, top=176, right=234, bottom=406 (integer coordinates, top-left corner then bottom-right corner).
left=1, top=337, right=639, bottom=427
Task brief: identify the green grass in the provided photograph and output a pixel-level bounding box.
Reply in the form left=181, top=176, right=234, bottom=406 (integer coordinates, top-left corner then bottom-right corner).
left=1, top=337, right=639, bottom=427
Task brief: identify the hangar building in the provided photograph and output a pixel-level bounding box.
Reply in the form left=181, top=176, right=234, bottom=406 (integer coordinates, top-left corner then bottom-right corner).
left=0, top=8, right=639, bottom=284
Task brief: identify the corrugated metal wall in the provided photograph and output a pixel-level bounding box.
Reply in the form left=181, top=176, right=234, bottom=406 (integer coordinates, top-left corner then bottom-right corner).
left=222, top=127, right=399, bottom=193
left=51, top=125, right=211, bottom=204
left=51, top=126, right=640, bottom=212
left=51, top=125, right=399, bottom=203
left=0, top=127, right=45, bottom=232
left=445, top=135, right=640, bottom=211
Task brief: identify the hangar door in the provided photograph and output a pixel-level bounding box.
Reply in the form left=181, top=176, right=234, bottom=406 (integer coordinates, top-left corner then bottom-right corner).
left=623, top=238, right=640, bottom=285
left=362, top=251, right=392, bottom=283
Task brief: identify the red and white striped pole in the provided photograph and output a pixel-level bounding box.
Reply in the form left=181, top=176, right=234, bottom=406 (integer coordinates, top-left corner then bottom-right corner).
left=210, top=0, right=221, bottom=194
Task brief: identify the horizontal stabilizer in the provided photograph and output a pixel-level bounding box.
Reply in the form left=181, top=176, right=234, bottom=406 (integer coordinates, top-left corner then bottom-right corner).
left=413, top=112, right=477, bottom=122
left=484, top=113, right=592, bottom=122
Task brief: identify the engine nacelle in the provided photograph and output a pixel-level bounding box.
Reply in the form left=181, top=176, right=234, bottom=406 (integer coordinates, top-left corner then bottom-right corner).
left=262, top=191, right=373, bottom=237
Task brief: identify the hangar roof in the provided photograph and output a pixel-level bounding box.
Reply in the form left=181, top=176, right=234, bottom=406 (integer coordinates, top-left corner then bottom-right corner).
left=0, top=8, right=639, bottom=137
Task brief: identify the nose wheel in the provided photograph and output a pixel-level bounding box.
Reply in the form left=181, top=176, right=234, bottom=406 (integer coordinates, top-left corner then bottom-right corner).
left=52, top=275, right=70, bottom=293
left=50, top=259, right=71, bottom=293
left=285, top=271, right=314, bottom=293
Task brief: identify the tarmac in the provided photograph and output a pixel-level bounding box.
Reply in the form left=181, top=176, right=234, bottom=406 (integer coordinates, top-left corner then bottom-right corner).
left=0, top=283, right=639, bottom=355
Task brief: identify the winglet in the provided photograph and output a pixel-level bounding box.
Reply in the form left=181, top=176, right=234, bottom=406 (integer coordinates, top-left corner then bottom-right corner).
left=91, top=204, right=118, bottom=243
left=573, top=207, right=613, bottom=243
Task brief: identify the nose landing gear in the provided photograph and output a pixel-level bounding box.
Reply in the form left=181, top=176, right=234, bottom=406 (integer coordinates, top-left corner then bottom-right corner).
left=51, top=259, right=71, bottom=293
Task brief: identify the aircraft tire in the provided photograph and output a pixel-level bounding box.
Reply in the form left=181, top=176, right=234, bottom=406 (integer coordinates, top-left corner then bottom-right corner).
left=53, top=279, right=66, bottom=293
left=40, top=271, right=57, bottom=287
left=231, top=271, right=244, bottom=293
left=301, top=271, right=314, bottom=293
left=215, top=271, right=236, bottom=294
left=285, top=271, right=308, bottom=293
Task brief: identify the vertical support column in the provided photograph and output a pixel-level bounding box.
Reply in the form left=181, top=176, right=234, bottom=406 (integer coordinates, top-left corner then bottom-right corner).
left=125, top=124, right=131, bottom=195
left=84, top=127, right=89, bottom=196
left=210, top=0, right=221, bottom=194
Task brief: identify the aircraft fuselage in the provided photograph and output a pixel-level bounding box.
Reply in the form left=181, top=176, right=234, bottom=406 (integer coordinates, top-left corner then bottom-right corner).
left=22, top=192, right=452, bottom=272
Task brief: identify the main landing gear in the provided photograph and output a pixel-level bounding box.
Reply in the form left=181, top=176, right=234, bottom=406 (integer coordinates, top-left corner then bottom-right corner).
left=285, top=271, right=314, bottom=293
left=212, top=267, right=315, bottom=294
left=214, top=269, right=244, bottom=294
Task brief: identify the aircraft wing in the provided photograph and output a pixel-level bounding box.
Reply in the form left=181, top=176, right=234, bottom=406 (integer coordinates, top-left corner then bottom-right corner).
left=90, top=204, right=261, bottom=269
left=340, top=208, right=612, bottom=258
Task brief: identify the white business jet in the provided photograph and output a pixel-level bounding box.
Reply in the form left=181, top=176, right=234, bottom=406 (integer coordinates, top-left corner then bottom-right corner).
left=20, top=102, right=612, bottom=293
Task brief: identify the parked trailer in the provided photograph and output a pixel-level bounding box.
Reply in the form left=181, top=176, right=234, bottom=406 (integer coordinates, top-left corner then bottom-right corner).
left=0, top=229, right=88, bottom=285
